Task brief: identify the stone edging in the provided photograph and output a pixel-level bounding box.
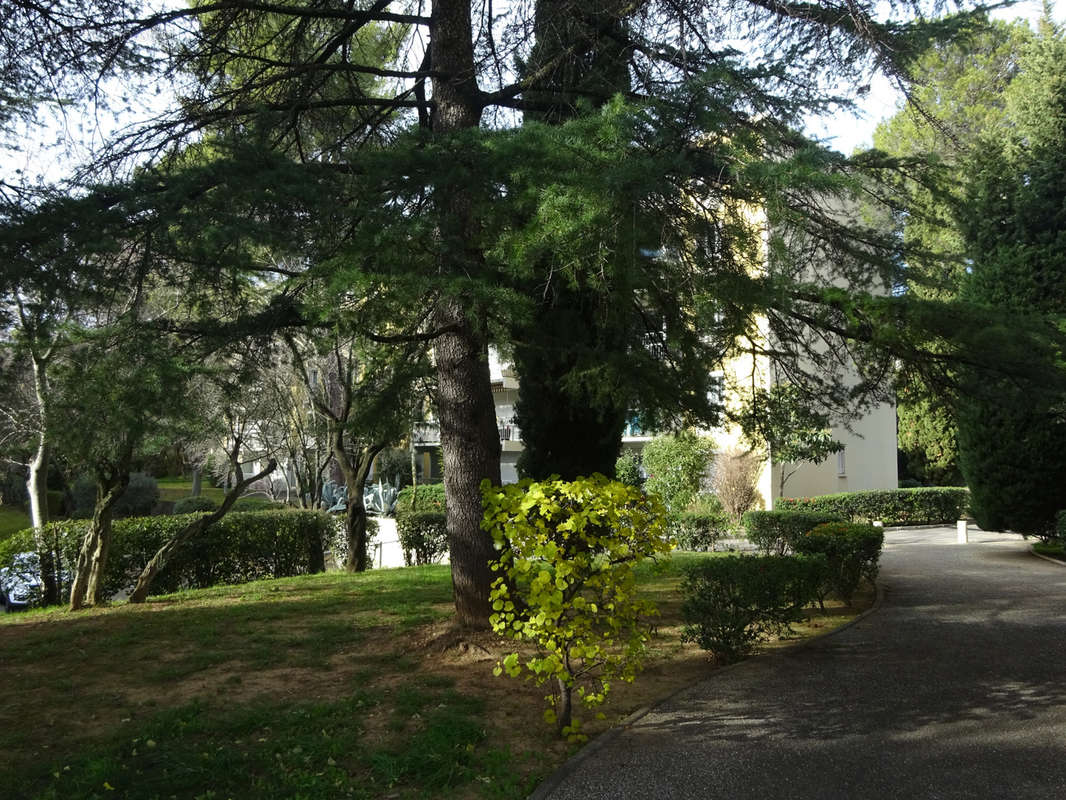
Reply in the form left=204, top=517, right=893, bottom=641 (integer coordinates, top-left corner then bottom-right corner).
left=527, top=580, right=886, bottom=800
left=882, top=523, right=970, bottom=532
left=1029, top=545, right=1066, bottom=568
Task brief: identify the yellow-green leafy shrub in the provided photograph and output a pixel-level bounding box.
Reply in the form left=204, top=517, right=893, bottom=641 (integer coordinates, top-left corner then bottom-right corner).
left=482, top=474, right=671, bottom=739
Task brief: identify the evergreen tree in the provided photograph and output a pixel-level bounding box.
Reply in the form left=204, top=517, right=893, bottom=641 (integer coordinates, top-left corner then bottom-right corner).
left=956, top=13, right=1066, bottom=534
left=4, top=0, right=998, bottom=627
left=872, top=17, right=1031, bottom=485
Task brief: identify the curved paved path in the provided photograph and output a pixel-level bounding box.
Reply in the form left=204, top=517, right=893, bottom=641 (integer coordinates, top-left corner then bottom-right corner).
left=535, top=529, right=1066, bottom=799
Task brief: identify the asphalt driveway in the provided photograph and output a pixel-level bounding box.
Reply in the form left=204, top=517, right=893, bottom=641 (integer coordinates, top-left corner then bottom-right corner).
left=534, top=528, right=1066, bottom=799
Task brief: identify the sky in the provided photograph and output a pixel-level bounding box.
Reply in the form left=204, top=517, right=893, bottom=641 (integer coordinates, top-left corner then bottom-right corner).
left=809, top=0, right=1066, bottom=154
left=1, top=0, right=1062, bottom=185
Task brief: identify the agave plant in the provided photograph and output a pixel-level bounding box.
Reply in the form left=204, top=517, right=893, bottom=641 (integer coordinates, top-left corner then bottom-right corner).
left=364, top=480, right=398, bottom=516
left=321, top=480, right=348, bottom=513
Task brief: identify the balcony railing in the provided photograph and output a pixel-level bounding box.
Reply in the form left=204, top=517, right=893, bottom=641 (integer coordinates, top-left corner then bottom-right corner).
left=413, top=421, right=441, bottom=446
left=414, top=420, right=522, bottom=446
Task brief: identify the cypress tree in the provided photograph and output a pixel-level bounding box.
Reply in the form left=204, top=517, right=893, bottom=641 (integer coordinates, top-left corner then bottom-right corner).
left=956, top=13, right=1066, bottom=534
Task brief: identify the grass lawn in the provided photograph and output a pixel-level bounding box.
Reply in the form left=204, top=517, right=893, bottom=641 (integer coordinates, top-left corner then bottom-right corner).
left=156, top=477, right=228, bottom=504
left=0, top=506, right=31, bottom=540
left=0, top=552, right=871, bottom=799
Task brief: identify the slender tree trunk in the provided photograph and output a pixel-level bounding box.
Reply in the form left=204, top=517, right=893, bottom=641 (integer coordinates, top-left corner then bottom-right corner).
left=410, top=439, right=418, bottom=509
left=27, top=357, right=58, bottom=605
left=556, top=675, right=573, bottom=732
left=430, top=0, right=502, bottom=629
left=191, top=466, right=202, bottom=497
left=331, top=425, right=383, bottom=573
left=345, top=492, right=371, bottom=572
left=129, top=459, right=277, bottom=603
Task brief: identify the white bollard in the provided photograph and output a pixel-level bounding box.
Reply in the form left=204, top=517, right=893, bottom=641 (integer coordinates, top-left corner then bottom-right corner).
left=957, top=519, right=968, bottom=544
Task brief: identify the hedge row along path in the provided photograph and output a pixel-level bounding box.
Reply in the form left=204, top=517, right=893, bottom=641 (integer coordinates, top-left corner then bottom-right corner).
left=535, top=527, right=1066, bottom=799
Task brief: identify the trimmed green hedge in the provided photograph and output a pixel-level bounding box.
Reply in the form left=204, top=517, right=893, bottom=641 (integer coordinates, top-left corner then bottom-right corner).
left=671, top=509, right=731, bottom=551
left=395, top=483, right=446, bottom=515
left=396, top=512, right=448, bottom=565
left=793, top=521, right=884, bottom=606
left=680, top=554, right=827, bottom=663
left=0, top=510, right=334, bottom=604
left=742, top=510, right=845, bottom=554
left=776, top=487, right=969, bottom=525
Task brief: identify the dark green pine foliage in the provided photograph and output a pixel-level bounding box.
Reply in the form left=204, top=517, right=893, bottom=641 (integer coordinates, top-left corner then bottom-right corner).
left=871, top=17, right=1031, bottom=486
left=956, top=14, right=1066, bottom=534
left=511, top=0, right=635, bottom=481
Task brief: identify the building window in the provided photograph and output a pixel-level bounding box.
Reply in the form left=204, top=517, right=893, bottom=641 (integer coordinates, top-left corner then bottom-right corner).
left=837, top=449, right=846, bottom=477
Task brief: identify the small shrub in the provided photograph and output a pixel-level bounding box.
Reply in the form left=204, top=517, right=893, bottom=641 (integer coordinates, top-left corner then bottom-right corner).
left=114, top=471, right=160, bottom=517
left=712, top=448, right=764, bottom=521
left=46, top=490, right=65, bottom=518
left=483, top=474, right=671, bottom=738
left=614, top=450, right=643, bottom=487
left=375, top=448, right=415, bottom=488
left=742, top=510, right=846, bottom=554
left=0, top=465, right=27, bottom=506
left=324, top=515, right=377, bottom=566
left=396, top=512, right=448, bottom=565
left=1055, top=511, right=1066, bottom=543
left=680, top=554, right=827, bottom=663
left=172, top=496, right=219, bottom=515
left=671, top=495, right=731, bottom=551
left=395, top=483, right=446, bottom=514
left=71, top=472, right=160, bottom=518
left=793, top=521, right=884, bottom=606
left=642, top=431, right=714, bottom=513
left=776, top=487, right=969, bottom=525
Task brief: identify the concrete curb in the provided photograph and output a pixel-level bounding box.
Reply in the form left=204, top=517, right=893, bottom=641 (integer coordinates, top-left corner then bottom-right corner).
left=882, top=523, right=974, bottom=532
left=1029, top=544, right=1066, bottom=568
left=527, top=581, right=886, bottom=800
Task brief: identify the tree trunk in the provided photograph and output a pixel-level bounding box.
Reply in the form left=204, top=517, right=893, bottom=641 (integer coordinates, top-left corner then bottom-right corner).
left=345, top=492, right=371, bottom=572
left=27, top=356, right=58, bottom=605
left=191, top=466, right=202, bottom=497
left=410, top=440, right=418, bottom=505
left=27, top=439, right=59, bottom=605
left=430, top=0, right=501, bottom=629
left=128, top=459, right=277, bottom=603
left=331, top=423, right=382, bottom=573
left=435, top=309, right=501, bottom=629
left=69, top=473, right=127, bottom=611
left=513, top=0, right=633, bottom=483
left=556, top=675, right=573, bottom=732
